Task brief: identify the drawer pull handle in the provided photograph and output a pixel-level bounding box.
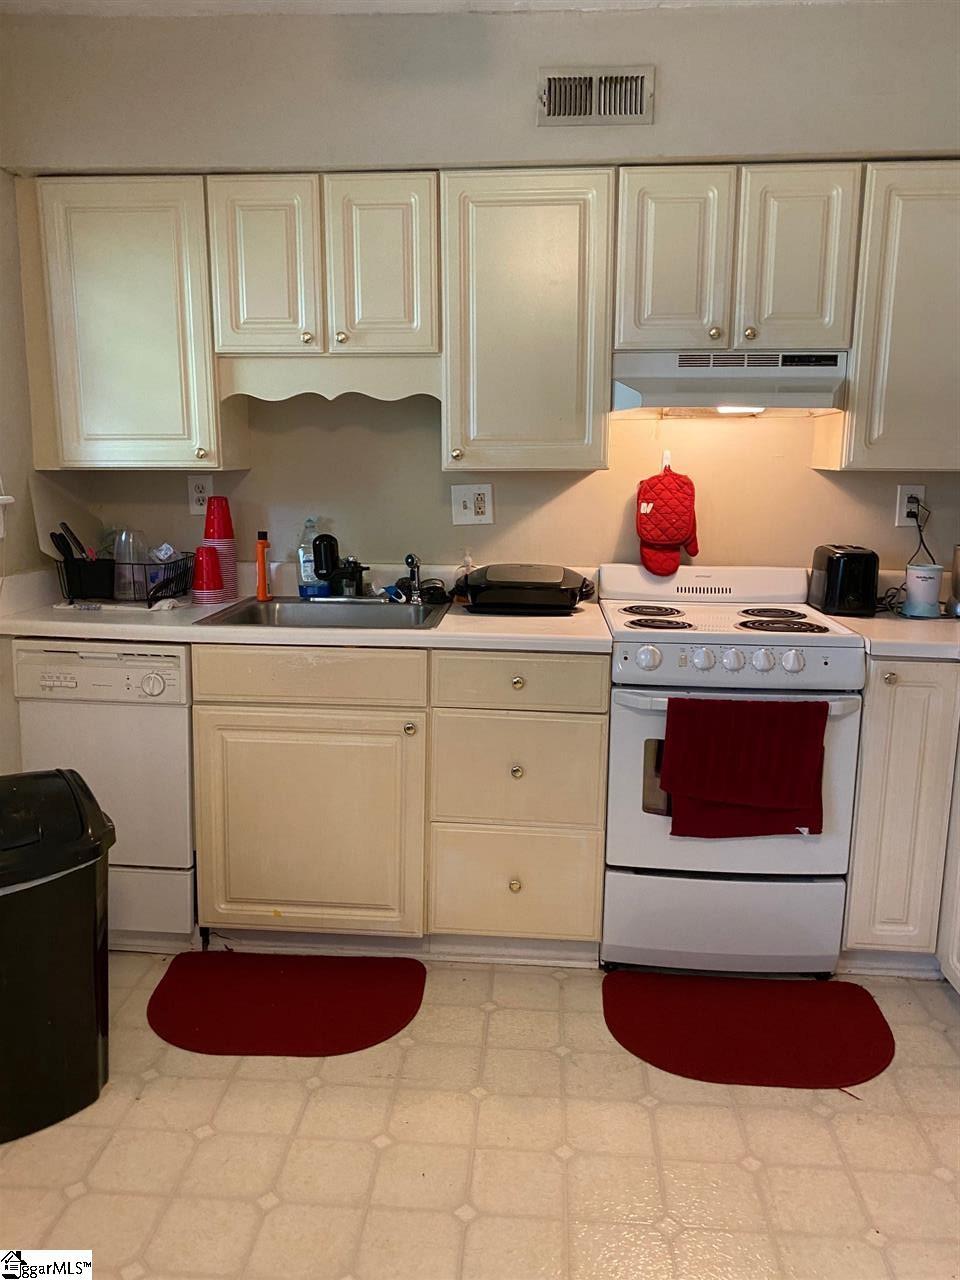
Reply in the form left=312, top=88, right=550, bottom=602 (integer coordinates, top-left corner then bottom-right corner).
left=510, top=764, right=524, bottom=779
left=508, top=878, right=523, bottom=893
left=511, top=675, right=525, bottom=689
left=883, top=672, right=898, bottom=685
left=403, top=722, right=417, bottom=735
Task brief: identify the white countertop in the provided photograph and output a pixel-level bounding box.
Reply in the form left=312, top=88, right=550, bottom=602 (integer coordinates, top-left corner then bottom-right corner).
left=842, top=613, right=960, bottom=661
left=0, top=599, right=613, bottom=654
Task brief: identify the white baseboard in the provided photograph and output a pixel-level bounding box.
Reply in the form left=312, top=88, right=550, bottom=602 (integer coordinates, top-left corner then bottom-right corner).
left=203, top=928, right=600, bottom=968
left=110, top=929, right=197, bottom=954
left=838, top=949, right=944, bottom=980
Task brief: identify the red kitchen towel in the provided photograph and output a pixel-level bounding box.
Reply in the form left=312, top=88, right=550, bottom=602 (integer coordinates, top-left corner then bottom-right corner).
left=636, top=468, right=699, bottom=577
left=660, top=698, right=829, bottom=838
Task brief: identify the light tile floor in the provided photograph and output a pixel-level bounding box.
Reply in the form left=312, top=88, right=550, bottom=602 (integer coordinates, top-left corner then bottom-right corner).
left=2, top=954, right=959, bottom=1280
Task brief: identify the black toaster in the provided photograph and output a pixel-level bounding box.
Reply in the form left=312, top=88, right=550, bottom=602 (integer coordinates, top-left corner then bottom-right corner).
left=808, top=545, right=879, bottom=617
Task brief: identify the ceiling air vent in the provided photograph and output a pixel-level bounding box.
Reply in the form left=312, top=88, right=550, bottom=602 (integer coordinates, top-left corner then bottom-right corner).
left=538, top=66, right=654, bottom=127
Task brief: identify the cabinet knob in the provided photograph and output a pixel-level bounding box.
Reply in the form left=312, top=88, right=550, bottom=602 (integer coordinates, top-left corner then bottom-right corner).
left=508, top=878, right=523, bottom=893
left=511, top=675, right=525, bottom=690
left=708, top=326, right=723, bottom=340
left=743, top=326, right=758, bottom=341
left=403, top=721, right=417, bottom=735
left=510, top=764, right=524, bottom=779
left=300, top=331, right=314, bottom=344
left=195, top=447, right=206, bottom=459
left=335, top=331, right=349, bottom=344
left=450, top=449, right=464, bottom=461
left=883, top=672, right=898, bottom=685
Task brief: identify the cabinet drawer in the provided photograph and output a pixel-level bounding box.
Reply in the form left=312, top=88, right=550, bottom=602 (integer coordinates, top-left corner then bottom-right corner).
left=431, top=709, right=607, bottom=827
left=429, top=823, right=602, bottom=939
left=431, top=650, right=609, bottom=713
left=193, top=645, right=427, bottom=707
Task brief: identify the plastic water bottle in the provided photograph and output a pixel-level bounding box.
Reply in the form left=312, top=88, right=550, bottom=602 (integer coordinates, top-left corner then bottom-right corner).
left=297, top=518, right=325, bottom=598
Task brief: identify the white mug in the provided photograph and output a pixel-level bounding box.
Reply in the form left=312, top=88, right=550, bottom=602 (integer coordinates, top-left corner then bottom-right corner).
left=904, top=563, right=943, bottom=618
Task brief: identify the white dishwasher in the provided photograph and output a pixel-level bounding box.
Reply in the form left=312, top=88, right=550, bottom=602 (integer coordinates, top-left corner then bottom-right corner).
left=13, top=639, right=194, bottom=943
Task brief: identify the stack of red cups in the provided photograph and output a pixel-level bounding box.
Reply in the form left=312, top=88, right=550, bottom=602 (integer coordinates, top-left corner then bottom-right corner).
left=192, top=546, right=228, bottom=605
left=202, top=497, right=238, bottom=602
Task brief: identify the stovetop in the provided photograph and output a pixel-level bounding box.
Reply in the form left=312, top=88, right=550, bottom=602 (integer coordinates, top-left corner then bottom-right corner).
left=601, top=600, right=855, bottom=643
left=598, top=564, right=866, bottom=690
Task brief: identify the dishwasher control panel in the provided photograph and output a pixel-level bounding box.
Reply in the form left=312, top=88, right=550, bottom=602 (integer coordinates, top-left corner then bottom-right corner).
left=12, top=641, right=190, bottom=705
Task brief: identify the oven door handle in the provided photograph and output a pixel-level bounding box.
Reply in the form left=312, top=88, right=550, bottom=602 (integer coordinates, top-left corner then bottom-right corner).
left=613, top=691, right=861, bottom=719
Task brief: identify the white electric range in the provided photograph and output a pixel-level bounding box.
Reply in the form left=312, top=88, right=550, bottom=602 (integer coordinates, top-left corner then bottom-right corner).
left=598, top=565, right=866, bottom=975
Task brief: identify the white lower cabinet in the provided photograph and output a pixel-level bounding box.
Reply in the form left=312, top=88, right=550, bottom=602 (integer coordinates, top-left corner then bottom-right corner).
left=845, top=659, right=960, bottom=952
left=937, top=748, right=960, bottom=991
left=194, top=704, right=426, bottom=935
left=428, top=651, right=608, bottom=941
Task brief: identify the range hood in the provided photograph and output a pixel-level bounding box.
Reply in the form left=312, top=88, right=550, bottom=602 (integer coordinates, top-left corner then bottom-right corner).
left=612, top=351, right=848, bottom=411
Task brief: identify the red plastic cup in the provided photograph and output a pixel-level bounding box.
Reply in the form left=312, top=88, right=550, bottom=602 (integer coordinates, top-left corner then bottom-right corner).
left=203, top=496, right=235, bottom=540
left=192, top=545, right=224, bottom=591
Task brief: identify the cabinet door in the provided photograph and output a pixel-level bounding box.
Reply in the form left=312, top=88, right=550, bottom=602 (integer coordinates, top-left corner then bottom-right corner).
left=324, top=173, right=438, bottom=353
left=937, top=748, right=960, bottom=992
left=845, top=661, right=960, bottom=952
left=615, top=166, right=736, bottom=350
left=194, top=705, right=426, bottom=935
left=734, top=164, right=862, bottom=350
left=39, top=177, right=218, bottom=467
left=207, top=175, right=322, bottom=353
left=843, top=162, right=960, bottom=470
left=442, top=169, right=613, bottom=471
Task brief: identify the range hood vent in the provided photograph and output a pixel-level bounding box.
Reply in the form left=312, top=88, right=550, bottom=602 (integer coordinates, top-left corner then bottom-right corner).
left=538, top=66, right=654, bottom=126
left=612, top=350, right=848, bottom=411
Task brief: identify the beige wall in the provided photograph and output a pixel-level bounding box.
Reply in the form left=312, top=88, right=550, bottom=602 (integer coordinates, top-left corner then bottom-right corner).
left=1, top=4, right=958, bottom=173
left=58, top=395, right=960, bottom=574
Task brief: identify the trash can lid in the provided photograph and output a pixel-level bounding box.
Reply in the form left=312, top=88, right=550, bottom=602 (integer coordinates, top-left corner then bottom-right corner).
left=0, top=769, right=116, bottom=890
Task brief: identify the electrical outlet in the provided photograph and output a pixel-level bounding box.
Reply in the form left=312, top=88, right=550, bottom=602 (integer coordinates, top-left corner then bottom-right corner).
left=188, top=474, right=212, bottom=516
left=895, top=483, right=926, bottom=528
left=451, top=483, right=494, bottom=526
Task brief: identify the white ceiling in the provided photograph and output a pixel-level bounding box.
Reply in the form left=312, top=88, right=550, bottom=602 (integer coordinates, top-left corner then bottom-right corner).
left=0, top=0, right=894, bottom=15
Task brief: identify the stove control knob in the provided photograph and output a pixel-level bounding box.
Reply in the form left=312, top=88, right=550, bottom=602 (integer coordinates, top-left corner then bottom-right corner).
left=781, top=649, right=805, bottom=674
left=692, top=647, right=715, bottom=670
left=752, top=648, right=776, bottom=672
left=721, top=648, right=745, bottom=671
left=637, top=645, right=663, bottom=671
left=140, top=671, right=166, bottom=697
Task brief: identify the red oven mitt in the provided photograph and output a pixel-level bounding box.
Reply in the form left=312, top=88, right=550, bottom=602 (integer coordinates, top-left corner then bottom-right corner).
left=636, top=467, right=699, bottom=577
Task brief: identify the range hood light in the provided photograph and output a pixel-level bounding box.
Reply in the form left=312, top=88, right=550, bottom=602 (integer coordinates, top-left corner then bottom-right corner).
left=716, top=405, right=766, bottom=415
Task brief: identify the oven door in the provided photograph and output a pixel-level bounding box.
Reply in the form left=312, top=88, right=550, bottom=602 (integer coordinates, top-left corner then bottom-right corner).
left=605, top=687, right=861, bottom=876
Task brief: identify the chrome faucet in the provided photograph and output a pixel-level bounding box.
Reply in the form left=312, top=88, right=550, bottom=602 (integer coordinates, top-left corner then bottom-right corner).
left=404, top=553, right=423, bottom=606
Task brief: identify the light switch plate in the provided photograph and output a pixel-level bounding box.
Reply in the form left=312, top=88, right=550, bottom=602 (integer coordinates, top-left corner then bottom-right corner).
left=452, top=483, right=494, bottom=525
left=188, top=474, right=212, bottom=516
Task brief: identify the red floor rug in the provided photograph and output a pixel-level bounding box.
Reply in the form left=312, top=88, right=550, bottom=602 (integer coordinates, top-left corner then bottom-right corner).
left=147, top=952, right=427, bottom=1056
left=602, top=971, right=895, bottom=1088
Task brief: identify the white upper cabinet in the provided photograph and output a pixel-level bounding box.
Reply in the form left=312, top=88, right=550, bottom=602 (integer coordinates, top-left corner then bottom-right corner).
left=733, top=164, right=862, bottom=350
left=207, top=175, right=323, bottom=353
left=615, top=167, right=736, bottom=350
left=34, top=177, right=224, bottom=468
left=323, top=173, right=438, bottom=353
left=442, top=169, right=614, bottom=471
left=815, top=162, right=960, bottom=471
left=616, top=162, right=862, bottom=352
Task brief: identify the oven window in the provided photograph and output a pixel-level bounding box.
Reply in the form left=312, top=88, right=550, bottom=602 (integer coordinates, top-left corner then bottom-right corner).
left=643, top=738, right=672, bottom=816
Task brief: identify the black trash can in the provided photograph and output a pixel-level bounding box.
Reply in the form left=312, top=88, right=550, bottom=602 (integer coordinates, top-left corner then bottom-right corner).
left=0, top=769, right=115, bottom=1142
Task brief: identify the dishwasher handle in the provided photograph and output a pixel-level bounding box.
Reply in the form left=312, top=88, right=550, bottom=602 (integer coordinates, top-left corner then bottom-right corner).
left=613, top=690, right=862, bottom=719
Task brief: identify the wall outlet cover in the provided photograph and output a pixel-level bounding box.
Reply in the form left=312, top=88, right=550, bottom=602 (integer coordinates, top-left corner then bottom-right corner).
left=895, top=483, right=926, bottom=528
left=452, top=483, right=494, bottom=526
left=188, top=474, right=212, bottom=516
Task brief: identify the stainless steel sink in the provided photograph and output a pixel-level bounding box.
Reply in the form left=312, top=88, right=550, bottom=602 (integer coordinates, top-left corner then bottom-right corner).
left=195, top=596, right=450, bottom=630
